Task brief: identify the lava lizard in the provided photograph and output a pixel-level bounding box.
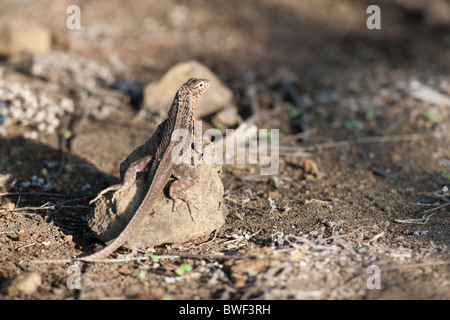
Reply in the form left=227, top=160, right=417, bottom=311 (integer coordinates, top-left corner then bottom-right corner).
left=35, top=78, right=210, bottom=263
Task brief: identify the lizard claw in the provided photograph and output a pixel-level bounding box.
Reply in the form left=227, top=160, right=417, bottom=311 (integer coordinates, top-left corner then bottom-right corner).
left=172, top=195, right=199, bottom=221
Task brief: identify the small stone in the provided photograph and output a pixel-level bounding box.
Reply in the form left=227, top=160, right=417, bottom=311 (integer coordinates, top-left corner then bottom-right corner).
left=212, top=105, right=240, bottom=128
left=0, top=20, right=51, bottom=55
left=391, top=153, right=402, bottom=162
left=17, top=234, right=27, bottom=242
left=143, top=61, right=233, bottom=118
left=303, top=159, right=320, bottom=175
left=425, top=0, right=450, bottom=27
left=2, top=272, right=42, bottom=297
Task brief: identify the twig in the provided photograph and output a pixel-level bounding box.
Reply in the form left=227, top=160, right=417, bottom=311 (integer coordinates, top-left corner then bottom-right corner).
left=0, top=191, right=81, bottom=198
left=395, top=200, right=449, bottom=224
left=380, top=260, right=450, bottom=271
left=419, top=202, right=450, bottom=214
left=0, top=203, right=91, bottom=214
left=0, top=204, right=55, bottom=213
left=394, top=213, right=436, bottom=225
left=371, top=168, right=397, bottom=180
left=283, top=132, right=436, bottom=154
left=304, top=199, right=338, bottom=205
left=367, top=232, right=385, bottom=243
left=32, top=249, right=309, bottom=265
left=0, top=231, right=15, bottom=235
left=280, top=128, right=317, bottom=143
left=17, top=243, right=37, bottom=250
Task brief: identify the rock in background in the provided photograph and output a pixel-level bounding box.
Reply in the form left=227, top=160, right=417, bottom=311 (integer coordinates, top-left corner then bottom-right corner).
left=0, top=20, right=51, bottom=55
left=143, top=60, right=233, bottom=118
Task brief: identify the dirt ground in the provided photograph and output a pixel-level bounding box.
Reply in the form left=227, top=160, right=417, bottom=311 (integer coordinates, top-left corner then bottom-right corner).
left=0, top=0, right=449, bottom=300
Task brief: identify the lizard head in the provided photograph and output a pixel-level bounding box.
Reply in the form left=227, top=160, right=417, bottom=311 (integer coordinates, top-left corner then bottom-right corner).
left=184, top=78, right=211, bottom=107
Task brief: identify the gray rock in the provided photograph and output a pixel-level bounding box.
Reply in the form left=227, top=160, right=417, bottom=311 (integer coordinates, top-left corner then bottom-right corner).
left=143, top=61, right=233, bottom=118
left=87, top=136, right=227, bottom=249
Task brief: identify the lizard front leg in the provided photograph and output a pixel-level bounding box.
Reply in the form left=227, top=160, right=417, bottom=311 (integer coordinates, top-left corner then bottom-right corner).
left=90, top=155, right=153, bottom=204
left=170, top=163, right=199, bottom=221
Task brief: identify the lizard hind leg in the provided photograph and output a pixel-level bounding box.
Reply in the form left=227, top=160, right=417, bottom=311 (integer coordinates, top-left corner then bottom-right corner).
left=89, top=155, right=153, bottom=205
left=170, top=163, right=199, bottom=221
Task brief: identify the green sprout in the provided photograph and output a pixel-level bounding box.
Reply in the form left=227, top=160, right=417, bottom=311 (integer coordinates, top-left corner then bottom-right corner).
left=365, top=109, right=375, bottom=121
left=63, top=130, right=73, bottom=139
left=424, top=110, right=437, bottom=124
left=345, top=120, right=358, bottom=131
left=175, top=264, right=193, bottom=276
left=289, top=108, right=302, bottom=119
left=148, top=253, right=159, bottom=263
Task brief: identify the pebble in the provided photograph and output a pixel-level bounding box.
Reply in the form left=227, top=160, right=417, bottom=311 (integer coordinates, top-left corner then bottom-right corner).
left=3, top=272, right=42, bottom=297
left=0, top=20, right=51, bottom=55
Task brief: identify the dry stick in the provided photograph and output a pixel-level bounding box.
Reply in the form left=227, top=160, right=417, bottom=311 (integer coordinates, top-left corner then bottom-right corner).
left=0, top=202, right=55, bottom=213
left=32, top=246, right=450, bottom=266
left=280, top=128, right=317, bottom=143
left=419, top=202, right=450, bottom=214
left=281, top=132, right=436, bottom=154
left=381, top=260, right=450, bottom=271
left=0, top=203, right=91, bottom=214
left=0, top=191, right=80, bottom=198
left=371, top=168, right=397, bottom=180
left=394, top=201, right=450, bottom=224
left=17, top=243, right=36, bottom=251
left=32, top=248, right=306, bottom=264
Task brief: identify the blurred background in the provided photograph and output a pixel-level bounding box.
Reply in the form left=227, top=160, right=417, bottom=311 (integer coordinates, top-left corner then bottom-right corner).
left=1, top=0, right=449, bottom=135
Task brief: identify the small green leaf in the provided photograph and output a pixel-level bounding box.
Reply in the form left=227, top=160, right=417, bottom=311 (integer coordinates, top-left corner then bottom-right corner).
left=139, top=270, right=146, bottom=280
left=183, top=264, right=193, bottom=272
left=365, top=109, right=375, bottom=121
left=289, top=108, right=302, bottom=119
left=444, top=171, right=450, bottom=179
left=175, top=267, right=185, bottom=276
left=161, top=295, right=172, bottom=300
left=345, top=120, right=358, bottom=131
left=424, top=110, right=437, bottom=124
left=148, top=253, right=159, bottom=263
left=63, top=130, right=73, bottom=139
left=175, top=264, right=193, bottom=276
